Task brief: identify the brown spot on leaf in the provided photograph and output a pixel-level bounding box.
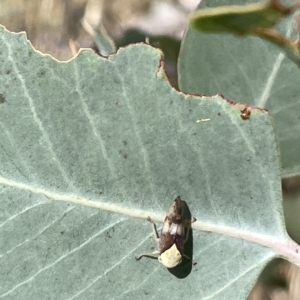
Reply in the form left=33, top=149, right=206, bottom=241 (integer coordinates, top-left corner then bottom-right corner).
left=240, top=106, right=251, bottom=120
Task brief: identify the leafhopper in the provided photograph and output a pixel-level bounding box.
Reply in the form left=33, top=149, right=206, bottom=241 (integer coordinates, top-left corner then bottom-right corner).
left=136, top=196, right=196, bottom=268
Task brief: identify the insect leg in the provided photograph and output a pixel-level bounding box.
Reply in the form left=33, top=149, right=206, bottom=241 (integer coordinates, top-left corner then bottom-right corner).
left=135, top=250, right=160, bottom=261
left=147, top=217, right=160, bottom=242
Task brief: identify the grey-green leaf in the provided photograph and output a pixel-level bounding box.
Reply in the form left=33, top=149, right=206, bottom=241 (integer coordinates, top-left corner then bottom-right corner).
left=0, top=25, right=298, bottom=300
left=89, top=24, right=116, bottom=57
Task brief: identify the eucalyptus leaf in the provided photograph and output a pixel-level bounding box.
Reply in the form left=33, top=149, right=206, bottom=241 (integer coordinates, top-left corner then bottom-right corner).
left=189, top=0, right=300, bottom=68
left=88, top=23, right=116, bottom=57
left=190, top=0, right=289, bottom=34
left=0, top=25, right=299, bottom=300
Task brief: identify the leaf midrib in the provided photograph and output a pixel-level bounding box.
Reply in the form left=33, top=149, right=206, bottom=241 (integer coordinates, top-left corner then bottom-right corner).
left=2, top=174, right=299, bottom=267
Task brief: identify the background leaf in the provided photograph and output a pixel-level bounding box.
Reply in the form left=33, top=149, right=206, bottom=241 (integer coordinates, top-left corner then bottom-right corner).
left=178, top=0, right=300, bottom=178
left=0, top=25, right=297, bottom=300
left=190, top=1, right=289, bottom=34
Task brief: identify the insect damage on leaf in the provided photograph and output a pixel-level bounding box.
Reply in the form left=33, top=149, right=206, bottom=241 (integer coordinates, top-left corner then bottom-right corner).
left=136, top=196, right=196, bottom=269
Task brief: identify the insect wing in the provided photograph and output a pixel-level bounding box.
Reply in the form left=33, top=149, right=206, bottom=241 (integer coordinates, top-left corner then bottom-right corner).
left=159, top=196, right=185, bottom=255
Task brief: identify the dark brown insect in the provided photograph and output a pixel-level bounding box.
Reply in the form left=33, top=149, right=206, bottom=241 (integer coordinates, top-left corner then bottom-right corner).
left=136, top=196, right=195, bottom=268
